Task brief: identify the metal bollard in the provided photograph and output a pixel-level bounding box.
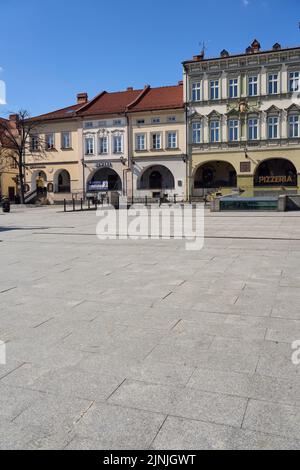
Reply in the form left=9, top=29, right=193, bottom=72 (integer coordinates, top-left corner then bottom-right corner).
left=72, top=198, right=75, bottom=212
left=64, top=199, right=66, bottom=212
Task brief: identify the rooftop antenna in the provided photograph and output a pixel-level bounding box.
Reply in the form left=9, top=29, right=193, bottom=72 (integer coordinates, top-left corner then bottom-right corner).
left=199, top=41, right=207, bottom=57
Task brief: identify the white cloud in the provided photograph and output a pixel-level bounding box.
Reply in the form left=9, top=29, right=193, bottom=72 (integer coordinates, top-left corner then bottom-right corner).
left=243, top=0, right=250, bottom=6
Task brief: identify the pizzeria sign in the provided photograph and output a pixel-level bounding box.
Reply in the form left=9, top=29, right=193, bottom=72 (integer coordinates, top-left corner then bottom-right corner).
left=257, top=175, right=296, bottom=185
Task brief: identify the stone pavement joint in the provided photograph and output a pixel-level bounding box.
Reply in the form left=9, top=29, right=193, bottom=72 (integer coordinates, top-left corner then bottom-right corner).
left=1, top=207, right=300, bottom=449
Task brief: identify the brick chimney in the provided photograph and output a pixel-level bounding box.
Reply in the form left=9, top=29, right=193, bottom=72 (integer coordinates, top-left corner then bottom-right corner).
left=127, top=87, right=133, bottom=91
left=9, top=114, right=19, bottom=122
left=77, top=92, right=88, bottom=104
left=193, top=52, right=204, bottom=62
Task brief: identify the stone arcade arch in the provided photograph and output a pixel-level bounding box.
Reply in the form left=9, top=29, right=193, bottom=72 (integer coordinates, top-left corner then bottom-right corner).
left=194, top=161, right=237, bottom=189
left=88, top=168, right=122, bottom=192
left=54, top=170, right=71, bottom=193
left=254, top=158, right=298, bottom=187
left=138, top=165, right=175, bottom=191
left=31, top=170, right=47, bottom=191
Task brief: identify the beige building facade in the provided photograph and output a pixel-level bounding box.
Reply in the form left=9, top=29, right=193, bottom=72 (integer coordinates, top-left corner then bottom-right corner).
left=128, top=85, right=186, bottom=201
left=25, top=94, right=87, bottom=202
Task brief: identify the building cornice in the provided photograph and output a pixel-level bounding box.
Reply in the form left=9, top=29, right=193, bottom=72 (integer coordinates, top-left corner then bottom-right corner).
left=183, top=46, right=300, bottom=68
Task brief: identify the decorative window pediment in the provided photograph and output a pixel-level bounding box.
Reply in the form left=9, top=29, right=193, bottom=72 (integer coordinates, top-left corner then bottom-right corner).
left=265, top=105, right=281, bottom=114
left=83, top=132, right=95, bottom=138
left=207, top=110, right=221, bottom=119
left=286, top=103, right=300, bottom=113
left=226, top=108, right=239, bottom=117
left=189, top=111, right=204, bottom=121
left=111, top=129, right=125, bottom=136
left=98, top=129, right=109, bottom=137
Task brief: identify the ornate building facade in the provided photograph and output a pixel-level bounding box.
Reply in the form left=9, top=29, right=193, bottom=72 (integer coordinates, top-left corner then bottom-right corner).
left=183, top=40, right=300, bottom=196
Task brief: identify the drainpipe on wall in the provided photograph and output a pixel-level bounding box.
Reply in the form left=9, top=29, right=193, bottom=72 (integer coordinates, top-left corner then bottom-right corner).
left=184, top=66, right=190, bottom=203
left=82, top=158, right=86, bottom=200
left=125, top=111, right=133, bottom=202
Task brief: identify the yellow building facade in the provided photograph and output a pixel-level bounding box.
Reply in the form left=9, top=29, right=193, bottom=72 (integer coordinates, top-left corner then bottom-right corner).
left=0, top=154, right=18, bottom=201
left=0, top=117, right=18, bottom=201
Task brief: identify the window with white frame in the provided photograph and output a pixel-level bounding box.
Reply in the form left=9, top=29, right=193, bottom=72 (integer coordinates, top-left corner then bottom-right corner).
left=210, top=80, right=219, bottom=100
left=137, top=119, right=145, bottom=125
left=85, top=136, right=94, bottom=155
left=61, top=132, right=71, bottom=149
left=248, top=118, right=259, bottom=140
left=192, top=82, right=201, bottom=101
left=46, top=133, right=55, bottom=150
left=289, top=71, right=300, bottom=92
left=248, top=76, right=258, bottom=97
left=228, top=119, right=239, bottom=141
left=152, top=133, right=162, bottom=149
left=289, top=115, right=299, bottom=138
left=167, top=131, right=177, bottom=149
left=99, top=136, right=108, bottom=154
left=210, top=120, right=220, bottom=142
left=113, top=119, right=122, bottom=126
left=85, top=122, right=93, bottom=129
left=268, top=73, right=279, bottom=95
left=167, top=116, right=176, bottom=122
left=192, top=121, right=201, bottom=144
left=31, top=135, right=39, bottom=151
left=151, top=117, right=161, bottom=124
left=113, top=135, right=123, bottom=153
left=136, top=134, right=146, bottom=151
left=229, top=78, right=238, bottom=98
left=268, top=116, right=279, bottom=139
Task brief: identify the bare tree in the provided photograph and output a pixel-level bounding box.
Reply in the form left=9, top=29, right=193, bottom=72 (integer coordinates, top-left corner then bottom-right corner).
left=0, top=110, right=46, bottom=204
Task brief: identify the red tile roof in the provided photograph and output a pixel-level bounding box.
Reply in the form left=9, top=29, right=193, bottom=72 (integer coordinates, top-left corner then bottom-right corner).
left=30, top=84, right=184, bottom=121
left=128, top=84, right=184, bottom=112
left=31, top=103, right=84, bottom=121
left=77, top=89, right=145, bottom=116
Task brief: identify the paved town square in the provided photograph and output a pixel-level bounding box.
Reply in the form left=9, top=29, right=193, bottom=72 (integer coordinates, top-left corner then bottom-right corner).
left=1, top=206, right=300, bottom=450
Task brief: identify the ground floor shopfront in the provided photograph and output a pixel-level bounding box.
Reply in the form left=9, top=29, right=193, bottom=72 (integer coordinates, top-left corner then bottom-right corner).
left=190, top=147, right=300, bottom=197
left=25, top=162, right=80, bottom=202
left=84, top=160, right=132, bottom=200
left=132, top=157, right=187, bottom=201
left=83, top=157, right=187, bottom=202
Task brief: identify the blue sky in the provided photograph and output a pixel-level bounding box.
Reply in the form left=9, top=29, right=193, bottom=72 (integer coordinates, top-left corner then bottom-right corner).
left=0, top=0, right=299, bottom=117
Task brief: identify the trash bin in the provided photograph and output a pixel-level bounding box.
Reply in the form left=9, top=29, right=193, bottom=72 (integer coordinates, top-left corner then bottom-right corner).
left=2, top=199, right=10, bottom=213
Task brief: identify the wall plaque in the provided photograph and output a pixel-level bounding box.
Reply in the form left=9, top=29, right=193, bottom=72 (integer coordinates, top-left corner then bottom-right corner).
left=240, top=162, right=251, bottom=173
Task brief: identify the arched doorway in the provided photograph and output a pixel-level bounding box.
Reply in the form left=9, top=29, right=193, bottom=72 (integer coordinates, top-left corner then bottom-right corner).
left=194, top=161, right=237, bottom=189
left=254, top=158, right=298, bottom=187
left=88, top=168, right=122, bottom=192
left=138, top=165, right=175, bottom=191
left=31, top=171, right=47, bottom=194
left=56, top=170, right=71, bottom=193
